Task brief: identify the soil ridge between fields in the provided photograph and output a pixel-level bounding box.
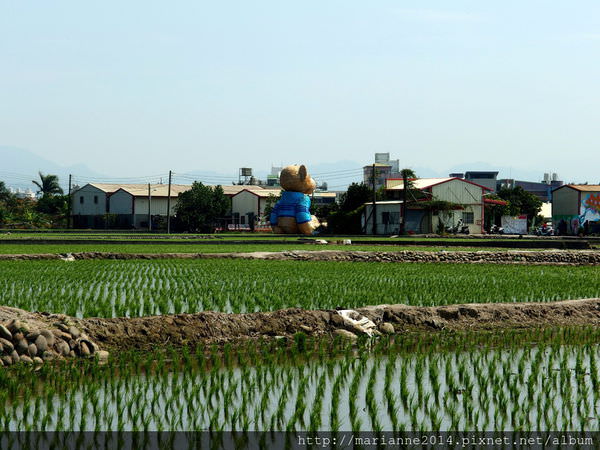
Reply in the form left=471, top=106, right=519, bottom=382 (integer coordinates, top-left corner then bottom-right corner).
left=2, top=298, right=600, bottom=352
left=2, top=250, right=600, bottom=265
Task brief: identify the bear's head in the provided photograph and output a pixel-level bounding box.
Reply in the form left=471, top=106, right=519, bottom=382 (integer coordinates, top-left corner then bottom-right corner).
left=279, top=165, right=317, bottom=194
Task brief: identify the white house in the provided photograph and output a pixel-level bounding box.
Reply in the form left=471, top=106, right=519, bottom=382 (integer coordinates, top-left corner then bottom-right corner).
left=108, top=184, right=191, bottom=228
left=71, top=183, right=121, bottom=228
left=231, top=188, right=282, bottom=225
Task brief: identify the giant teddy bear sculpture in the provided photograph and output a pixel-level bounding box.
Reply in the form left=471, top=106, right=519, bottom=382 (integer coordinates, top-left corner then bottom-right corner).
left=270, top=165, right=321, bottom=235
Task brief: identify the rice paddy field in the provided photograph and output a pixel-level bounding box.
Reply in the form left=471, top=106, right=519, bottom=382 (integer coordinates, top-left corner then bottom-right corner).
left=3, top=329, right=600, bottom=432
left=1, top=259, right=600, bottom=317
left=2, top=237, right=600, bottom=439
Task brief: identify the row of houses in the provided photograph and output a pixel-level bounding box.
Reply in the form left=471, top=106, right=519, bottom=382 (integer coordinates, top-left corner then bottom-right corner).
left=71, top=183, right=336, bottom=229
left=71, top=177, right=600, bottom=235
left=362, top=177, right=600, bottom=235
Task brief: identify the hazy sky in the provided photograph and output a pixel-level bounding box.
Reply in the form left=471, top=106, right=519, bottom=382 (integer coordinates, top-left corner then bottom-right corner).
left=1, top=1, right=599, bottom=182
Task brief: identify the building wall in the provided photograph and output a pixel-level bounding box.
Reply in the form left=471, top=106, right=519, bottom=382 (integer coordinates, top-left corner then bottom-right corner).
left=72, top=185, right=108, bottom=216
left=552, top=188, right=600, bottom=234
left=134, top=197, right=174, bottom=216
left=464, top=173, right=497, bottom=192
left=109, top=190, right=134, bottom=215
left=552, top=187, right=580, bottom=217
left=231, top=191, right=260, bottom=219
left=431, top=179, right=484, bottom=233
left=363, top=165, right=392, bottom=190
left=363, top=204, right=429, bottom=235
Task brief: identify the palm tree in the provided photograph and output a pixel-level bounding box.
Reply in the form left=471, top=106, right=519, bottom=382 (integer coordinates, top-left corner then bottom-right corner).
left=399, top=168, right=416, bottom=235
left=32, top=172, right=63, bottom=196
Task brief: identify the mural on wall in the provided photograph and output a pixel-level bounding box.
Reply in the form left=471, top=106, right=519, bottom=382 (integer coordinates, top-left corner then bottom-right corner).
left=581, top=193, right=600, bottom=224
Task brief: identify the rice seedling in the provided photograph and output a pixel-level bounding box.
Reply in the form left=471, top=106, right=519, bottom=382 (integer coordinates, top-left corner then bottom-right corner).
left=0, top=259, right=599, bottom=317
left=3, top=325, right=600, bottom=433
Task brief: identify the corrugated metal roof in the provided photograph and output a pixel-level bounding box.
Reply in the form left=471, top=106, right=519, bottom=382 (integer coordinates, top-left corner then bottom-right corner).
left=78, top=182, right=272, bottom=197
left=219, top=185, right=265, bottom=196
left=234, top=188, right=282, bottom=198
left=562, top=184, right=600, bottom=192
left=115, top=184, right=191, bottom=197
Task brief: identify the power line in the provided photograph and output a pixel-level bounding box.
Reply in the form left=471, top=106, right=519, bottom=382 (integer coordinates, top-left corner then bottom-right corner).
left=311, top=168, right=363, bottom=176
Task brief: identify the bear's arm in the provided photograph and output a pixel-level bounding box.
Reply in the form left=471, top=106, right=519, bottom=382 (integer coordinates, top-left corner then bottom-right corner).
left=269, top=204, right=279, bottom=226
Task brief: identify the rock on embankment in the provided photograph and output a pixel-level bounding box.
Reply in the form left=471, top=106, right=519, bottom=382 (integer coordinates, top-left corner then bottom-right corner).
left=0, top=311, right=107, bottom=368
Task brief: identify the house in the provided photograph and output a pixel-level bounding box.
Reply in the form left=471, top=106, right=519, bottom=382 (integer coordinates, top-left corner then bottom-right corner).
left=71, top=183, right=124, bottom=228
left=230, top=188, right=282, bottom=225
left=552, top=184, right=600, bottom=234
left=363, top=177, right=491, bottom=234
left=108, top=184, right=191, bottom=228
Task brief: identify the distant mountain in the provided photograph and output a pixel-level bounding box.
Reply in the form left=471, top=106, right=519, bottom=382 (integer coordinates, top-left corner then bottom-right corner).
left=0, top=146, right=105, bottom=191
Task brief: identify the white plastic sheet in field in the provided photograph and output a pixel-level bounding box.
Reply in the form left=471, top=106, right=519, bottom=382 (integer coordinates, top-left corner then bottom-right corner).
left=337, top=310, right=377, bottom=337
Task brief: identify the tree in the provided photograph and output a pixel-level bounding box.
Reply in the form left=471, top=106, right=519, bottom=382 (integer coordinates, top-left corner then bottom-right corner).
left=32, top=172, right=63, bottom=196
left=263, top=193, right=281, bottom=220
left=174, top=182, right=230, bottom=232
left=399, top=168, right=417, bottom=235
left=36, top=194, right=69, bottom=216
left=496, top=186, right=543, bottom=228
left=0, top=181, right=12, bottom=203
left=339, top=183, right=376, bottom=212
left=326, top=183, right=380, bottom=234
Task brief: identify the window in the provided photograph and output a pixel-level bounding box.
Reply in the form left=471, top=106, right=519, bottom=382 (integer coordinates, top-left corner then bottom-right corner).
left=462, top=211, right=474, bottom=224
left=94, top=195, right=98, bottom=204
left=240, top=215, right=245, bottom=225
left=79, top=196, right=84, bottom=204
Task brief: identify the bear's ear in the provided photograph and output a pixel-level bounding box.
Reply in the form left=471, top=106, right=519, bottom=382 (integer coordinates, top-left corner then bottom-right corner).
left=298, top=165, right=307, bottom=181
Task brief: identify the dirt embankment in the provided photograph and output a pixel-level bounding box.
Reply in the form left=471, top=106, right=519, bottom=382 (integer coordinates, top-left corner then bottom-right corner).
left=2, top=250, right=600, bottom=265
left=3, top=298, right=600, bottom=354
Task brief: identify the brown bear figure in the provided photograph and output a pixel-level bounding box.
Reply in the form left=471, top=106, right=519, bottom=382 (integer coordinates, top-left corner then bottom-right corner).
left=270, top=165, right=320, bottom=235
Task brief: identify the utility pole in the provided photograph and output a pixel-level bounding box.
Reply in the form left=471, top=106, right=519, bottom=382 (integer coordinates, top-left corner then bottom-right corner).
left=166, top=170, right=172, bottom=234
left=147, top=183, right=152, bottom=232
left=372, top=163, right=377, bottom=235
left=67, top=174, right=72, bottom=229
left=400, top=171, right=408, bottom=235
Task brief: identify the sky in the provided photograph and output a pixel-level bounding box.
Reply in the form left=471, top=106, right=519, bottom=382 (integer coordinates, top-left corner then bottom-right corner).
left=1, top=1, right=599, bottom=185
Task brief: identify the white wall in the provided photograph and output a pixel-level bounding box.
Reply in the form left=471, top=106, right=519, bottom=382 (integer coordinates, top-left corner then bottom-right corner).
left=72, top=185, right=107, bottom=216
left=232, top=191, right=260, bottom=217
left=134, top=197, right=175, bottom=216
left=431, top=179, right=484, bottom=233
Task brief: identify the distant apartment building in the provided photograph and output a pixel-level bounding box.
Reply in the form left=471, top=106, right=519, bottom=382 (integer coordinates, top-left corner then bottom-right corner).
left=363, top=153, right=402, bottom=190
left=497, top=173, right=563, bottom=202
left=8, top=187, right=36, bottom=199
left=449, top=171, right=499, bottom=192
